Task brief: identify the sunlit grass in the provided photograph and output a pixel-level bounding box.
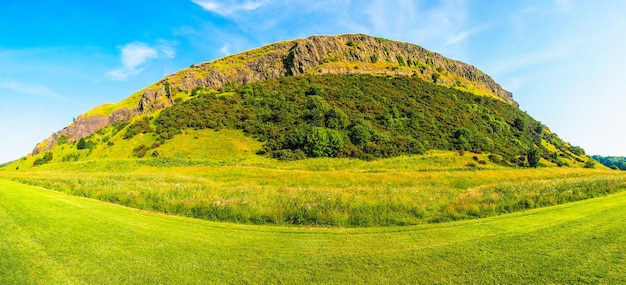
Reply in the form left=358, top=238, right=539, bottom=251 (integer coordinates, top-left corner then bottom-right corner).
left=3, top=149, right=624, bottom=227
left=1, top=179, right=626, bottom=283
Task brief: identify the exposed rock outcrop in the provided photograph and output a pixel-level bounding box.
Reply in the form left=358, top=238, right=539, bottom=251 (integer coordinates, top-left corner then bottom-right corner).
left=167, top=34, right=516, bottom=106
left=32, top=108, right=135, bottom=155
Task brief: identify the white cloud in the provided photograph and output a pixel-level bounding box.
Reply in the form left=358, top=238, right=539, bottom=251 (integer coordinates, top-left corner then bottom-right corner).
left=192, top=0, right=267, bottom=16
left=106, top=41, right=175, bottom=81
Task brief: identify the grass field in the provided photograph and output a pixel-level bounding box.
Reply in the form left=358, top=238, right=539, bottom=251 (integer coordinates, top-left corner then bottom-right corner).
left=4, top=148, right=626, bottom=227
left=1, top=179, right=625, bottom=283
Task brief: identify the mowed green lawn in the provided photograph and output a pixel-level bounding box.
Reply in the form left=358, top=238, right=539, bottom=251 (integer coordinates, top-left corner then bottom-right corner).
left=1, top=179, right=625, bottom=284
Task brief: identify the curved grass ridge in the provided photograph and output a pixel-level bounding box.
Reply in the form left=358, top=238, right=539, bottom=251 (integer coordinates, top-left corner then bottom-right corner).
left=1, top=179, right=626, bottom=283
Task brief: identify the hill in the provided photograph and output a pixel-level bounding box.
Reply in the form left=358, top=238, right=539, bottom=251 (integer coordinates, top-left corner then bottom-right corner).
left=1, top=34, right=608, bottom=227
left=25, top=34, right=587, bottom=168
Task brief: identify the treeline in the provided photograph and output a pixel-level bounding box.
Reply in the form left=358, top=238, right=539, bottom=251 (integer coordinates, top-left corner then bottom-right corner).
left=152, top=74, right=580, bottom=165
left=592, top=155, right=626, bottom=170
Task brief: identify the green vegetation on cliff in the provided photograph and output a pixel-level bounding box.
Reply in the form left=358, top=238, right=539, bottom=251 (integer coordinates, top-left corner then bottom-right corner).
left=154, top=74, right=581, bottom=165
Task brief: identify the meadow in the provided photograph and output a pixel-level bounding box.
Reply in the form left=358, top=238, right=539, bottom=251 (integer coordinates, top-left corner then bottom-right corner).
left=1, top=179, right=626, bottom=283
left=3, top=146, right=625, bottom=227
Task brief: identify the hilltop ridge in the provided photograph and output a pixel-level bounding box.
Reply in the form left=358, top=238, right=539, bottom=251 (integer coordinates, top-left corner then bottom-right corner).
left=33, top=34, right=514, bottom=154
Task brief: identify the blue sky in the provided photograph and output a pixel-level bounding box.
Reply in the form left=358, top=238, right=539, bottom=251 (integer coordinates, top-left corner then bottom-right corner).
left=1, top=0, right=625, bottom=163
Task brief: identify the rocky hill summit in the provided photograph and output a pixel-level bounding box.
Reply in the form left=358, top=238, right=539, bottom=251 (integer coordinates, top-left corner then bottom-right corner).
left=33, top=34, right=515, bottom=155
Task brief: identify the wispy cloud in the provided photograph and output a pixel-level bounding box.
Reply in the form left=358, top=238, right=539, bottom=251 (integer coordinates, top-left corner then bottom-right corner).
left=357, top=0, right=470, bottom=50
left=0, top=80, right=61, bottom=99
left=554, top=0, right=572, bottom=13
left=488, top=45, right=575, bottom=76
left=191, top=0, right=267, bottom=17
left=218, top=45, right=231, bottom=56
left=443, top=24, right=489, bottom=48
left=106, top=41, right=175, bottom=81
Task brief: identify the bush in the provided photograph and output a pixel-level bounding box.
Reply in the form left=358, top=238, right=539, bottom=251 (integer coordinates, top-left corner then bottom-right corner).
left=370, top=54, right=378, bottom=63
left=431, top=73, right=440, bottom=83
left=133, top=145, right=149, bottom=158
left=33, top=152, right=53, bottom=166
left=76, top=138, right=94, bottom=150
left=124, top=117, right=153, bottom=139
left=57, top=134, right=69, bottom=145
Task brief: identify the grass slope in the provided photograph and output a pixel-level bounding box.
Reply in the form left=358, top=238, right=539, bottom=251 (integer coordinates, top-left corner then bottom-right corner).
left=1, top=179, right=625, bottom=283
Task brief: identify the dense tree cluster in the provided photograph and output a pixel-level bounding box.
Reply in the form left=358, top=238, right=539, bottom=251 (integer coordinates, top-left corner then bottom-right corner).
left=153, top=74, right=579, bottom=165
left=592, top=155, right=626, bottom=170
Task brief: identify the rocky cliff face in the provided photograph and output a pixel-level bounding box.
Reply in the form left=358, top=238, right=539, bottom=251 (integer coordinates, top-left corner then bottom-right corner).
left=166, top=34, right=515, bottom=106
left=32, top=108, right=135, bottom=155
left=33, top=34, right=516, bottom=155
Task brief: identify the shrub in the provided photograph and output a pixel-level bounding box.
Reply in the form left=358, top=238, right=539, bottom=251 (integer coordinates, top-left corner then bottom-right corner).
left=57, top=134, right=69, bottom=145
left=431, top=73, right=440, bottom=83
left=33, top=152, right=53, bottom=166
left=133, top=145, right=149, bottom=158
left=76, top=138, right=94, bottom=150
left=396, top=55, right=405, bottom=66
left=370, top=54, right=378, bottom=63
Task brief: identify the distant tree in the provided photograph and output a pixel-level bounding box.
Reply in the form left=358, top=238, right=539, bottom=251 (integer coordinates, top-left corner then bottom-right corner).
left=526, top=147, right=541, bottom=168
left=513, top=118, right=525, bottom=132
left=305, top=85, right=323, bottom=96
left=370, top=54, right=378, bottom=63
left=349, top=122, right=371, bottom=146
left=584, top=159, right=596, bottom=169
left=431, top=73, right=440, bottom=83
left=452, top=127, right=473, bottom=151
left=304, top=127, right=330, bottom=157
left=568, top=145, right=585, bottom=156
left=77, top=138, right=88, bottom=150
left=33, top=152, right=53, bottom=166
left=57, top=134, right=69, bottom=145
left=325, top=107, right=349, bottom=130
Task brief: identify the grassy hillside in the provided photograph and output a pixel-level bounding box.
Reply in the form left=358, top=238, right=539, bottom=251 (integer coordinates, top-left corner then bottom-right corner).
left=1, top=179, right=626, bottom=283
left=22, top=74, right=589, bottom=168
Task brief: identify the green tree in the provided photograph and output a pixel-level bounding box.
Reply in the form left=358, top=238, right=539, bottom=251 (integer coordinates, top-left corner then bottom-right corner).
left=526, top=147, right=541, bottom=168
left=349, top=122, right=371, bottom=146
left=451, top=127, right=473, bottom=151
left=325, top=107, right=349, bottom=130
left=304, top=127, right=330, bottom=157
left=513, top=118, right=525, bottom=132
left=370, top=54, right=378, bottom=63
left=431, top=73, right=440, bottom=83
left=33, top=152, right=53, bottom=166
left=326, top=129, right=345, bottom=157
left=77, top=138, right=88, bottom=150
left=57, top=134, right=69, bottom=145
left=584, top=159, right=595, bottom=169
